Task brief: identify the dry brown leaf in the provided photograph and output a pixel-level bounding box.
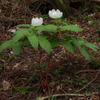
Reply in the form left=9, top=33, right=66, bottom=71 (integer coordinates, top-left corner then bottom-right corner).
left=91, top=94, right=100, bottom=100
left=14, top=63, right=20, bottom=68
left=24, top=64, right=29, bottom=68
left=82, top=36, right=85, bottom=39
left=56, top=85, right=60, bottom=91
left=55, top=85, right=60, bottom=94
left=14, top=62, right=23, bottom=68
left=2, top=80, right=11, bottom=90
left=0, top=59, right=6, bottom=63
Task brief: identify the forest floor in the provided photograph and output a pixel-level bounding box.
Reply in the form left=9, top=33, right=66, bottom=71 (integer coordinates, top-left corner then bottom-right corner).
left=0, top=2, right=100, bottom=100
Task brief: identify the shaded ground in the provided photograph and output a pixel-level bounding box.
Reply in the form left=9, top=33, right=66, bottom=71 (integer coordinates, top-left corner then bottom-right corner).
left=0, top=1, right=100, bottom=100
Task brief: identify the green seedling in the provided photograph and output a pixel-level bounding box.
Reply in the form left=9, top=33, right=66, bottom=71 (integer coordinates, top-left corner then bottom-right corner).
left=10, top=86, right=30, bottom=95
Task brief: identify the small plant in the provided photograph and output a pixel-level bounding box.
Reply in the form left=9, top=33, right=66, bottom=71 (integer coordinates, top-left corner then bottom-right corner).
left=0, top=9, right=99, bottom=92
left=53, top=70, right=61, bottom=76
left=93, top=3, right=100, bottom=9
left=74, top=75, right=88, bottom=89
left=84, top=2, right=89, bottom=6
left=79, top=15, right=90, bottom=22
left=65, top=79, right=72, bottom=83
left=78, top=7, right=88, bottom=15
left=10, top=86, right=30, bottom=95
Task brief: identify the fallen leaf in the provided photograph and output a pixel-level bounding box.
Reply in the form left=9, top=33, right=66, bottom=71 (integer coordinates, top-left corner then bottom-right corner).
left=14, top=63, right=20, bottom=68
left=0, top=59, right=6, bottom=63
left=2, top=80, right=11, bottom=90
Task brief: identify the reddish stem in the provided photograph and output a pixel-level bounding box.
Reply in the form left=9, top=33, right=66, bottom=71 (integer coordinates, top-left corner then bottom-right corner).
left=44, top=54, right=51, bottom=86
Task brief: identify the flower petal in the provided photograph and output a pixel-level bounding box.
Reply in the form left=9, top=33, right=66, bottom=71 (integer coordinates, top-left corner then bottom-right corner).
left=48, top=9, right=63, bottom=19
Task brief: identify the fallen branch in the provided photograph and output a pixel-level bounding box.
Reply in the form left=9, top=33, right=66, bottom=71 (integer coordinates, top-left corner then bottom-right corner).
left=40, top=92, right=98, bottom=100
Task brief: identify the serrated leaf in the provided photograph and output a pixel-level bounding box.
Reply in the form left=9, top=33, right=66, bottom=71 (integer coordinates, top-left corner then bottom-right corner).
left=61, top=20, right=68, bottom=25
left=79, top=47, right=90, bottom=62
left=61, top=40, right=75, bottom=55
left=71, top=38, right=90, bottom=61
left=35, top=25, right=58, bottom=31
left=71, top=38, right=81, bottom=49
left=11, top=32, right=24, bottom=47
left=12, top=41, right=23, bottom=55
left=0, top=40, right=11, bottom=52
left=14, top=28, right=29, bottom=36
left=37, top=35, right=48, bottom=40
left=59, top=25, right=82, bottom=33
left=49, top=38, right=59, bottom=48
left=28, top=36, right=38, bottom=51
left=84, top=42, right=99, bottom=52
left=78, top=40, right=85, bottom=45
left=39, top=39, right=51, bottom=55
left=14, top=24, right=30, bottom=28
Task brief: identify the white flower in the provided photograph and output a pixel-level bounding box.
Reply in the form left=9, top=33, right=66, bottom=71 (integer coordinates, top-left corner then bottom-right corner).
left=48, top=9, right=63, bottom=19
left=31, top=17, right=43, bottom=26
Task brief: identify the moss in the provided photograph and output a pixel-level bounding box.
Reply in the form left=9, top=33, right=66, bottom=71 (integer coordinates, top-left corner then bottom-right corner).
left=94, top=37, right=100, bottom=42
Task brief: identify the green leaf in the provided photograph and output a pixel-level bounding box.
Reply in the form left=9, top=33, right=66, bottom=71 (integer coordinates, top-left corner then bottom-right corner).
left=50, top=19, right=61, bottom=24
left=39, top=39, right=51, bottom=55
left=14, top=24, right=30, bottom=28
left=79, top=47, right=90, bottom=62
left=23, top=38, right=31, bottom=46
left=61, top=20, right=68, bottom=25
left=64, top=34, right=72, bottom=41
left=42, top=31, right=53, bottom=36
left=59, top=25, right=82, bottom=33
left=14, top=28, right=29, bottom=36
left=49, top=38, right=59, bottom=48
left=0, top=40, right=11, bottom=52
left=37, top=35, right=48, bottom=40
left=35, top=25, right=58, bottom=31
left=78, top=40, right=85, bottom=45
left=28, top=36, right=38, bottom=51
left=71, top=38, right=81, bottom=49
left=11, top=32, right=24, bottom=47
left=14, top=87, right=30, bottom=95
left=61, top=40, right=75, bottom=55
left=30, top=31, right=38, bottom=36
left=12, top=41, right=23, bottom=55
left=84, top=42, right=99, bottom=52
left=71, top=38, right=90, bottom=61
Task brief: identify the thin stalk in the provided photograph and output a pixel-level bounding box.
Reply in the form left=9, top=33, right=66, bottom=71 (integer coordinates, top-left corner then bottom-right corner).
left=44, top=54, right=51, bottom=86
left=38, top=50, right=45, bottom=92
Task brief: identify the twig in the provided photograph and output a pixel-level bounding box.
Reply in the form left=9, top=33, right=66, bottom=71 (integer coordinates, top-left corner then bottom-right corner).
left=40, top=92, right=98, bottom=99
left=22, top=73, right=35, bottom=86
left=75, top=68, right=100, bottom=93
left=76, top=70, right=97, bottom=74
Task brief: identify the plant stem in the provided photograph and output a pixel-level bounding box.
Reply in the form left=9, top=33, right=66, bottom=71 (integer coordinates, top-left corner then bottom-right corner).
left=44, top=54, right=51, bottom=86
left=39, top=51, right=45, bottom=92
